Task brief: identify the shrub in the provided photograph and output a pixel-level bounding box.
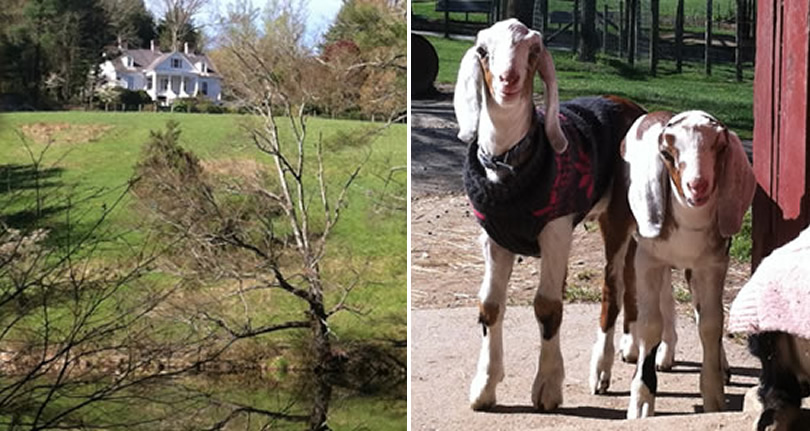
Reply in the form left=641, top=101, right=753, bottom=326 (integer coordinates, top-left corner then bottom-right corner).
left=172, top=96, right=224, bottom=114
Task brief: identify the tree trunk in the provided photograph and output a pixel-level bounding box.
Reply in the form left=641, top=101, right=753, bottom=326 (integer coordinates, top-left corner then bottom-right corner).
left=308, top=277, right=333, bottom=431
left=627, top=0, right=637, bottom=66
left=650, top=0, right=660, bottom=76
left=676, top=0, right=684, bottom=73
left=706, top=0, right=713, bottom=76
left=735, top=0, right=743, bottom=82
left=579, top=0, right=597, bottom=62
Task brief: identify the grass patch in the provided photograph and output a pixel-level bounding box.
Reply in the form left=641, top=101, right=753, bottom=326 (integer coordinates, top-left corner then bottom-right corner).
left=564, top=284, right=601, bottom=302
left=425, top=35, right=753, bottom=139
left=674, top=285, right=692, bottom=303
left=730, top=209, right=752, bottom=262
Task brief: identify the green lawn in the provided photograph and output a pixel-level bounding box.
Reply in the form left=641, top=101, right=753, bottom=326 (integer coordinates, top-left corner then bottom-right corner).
left=412, top=0, right=739, bottom=23
left=424, top=35, right=753, bottom=139
left=0, top=111, right=406, bottom=346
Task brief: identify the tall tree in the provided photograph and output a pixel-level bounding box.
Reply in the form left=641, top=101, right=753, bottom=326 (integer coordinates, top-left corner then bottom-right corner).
left=0, top=0, right=112, bottom=106
left=101, top=0, right=156, bottom=49
left=320, top=0, right=406, bottom=119
left=154, top=0, right=208, bottom=51
left=157, top=18, right=201, bottom=51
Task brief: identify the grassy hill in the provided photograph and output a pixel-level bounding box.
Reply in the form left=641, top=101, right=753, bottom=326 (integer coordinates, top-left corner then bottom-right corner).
left=0, top=111, right=406, bottom=336
left=0, top=111, right=407, bottom=428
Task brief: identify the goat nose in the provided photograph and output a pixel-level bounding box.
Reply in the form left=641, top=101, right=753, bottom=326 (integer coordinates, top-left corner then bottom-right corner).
left=498, top=70, right=518, bottom=85
left=687, top=178, right=708, bottom=195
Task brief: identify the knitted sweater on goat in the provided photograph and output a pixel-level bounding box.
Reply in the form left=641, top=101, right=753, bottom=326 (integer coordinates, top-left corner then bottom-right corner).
left=463, top=97, right=624, bottom=257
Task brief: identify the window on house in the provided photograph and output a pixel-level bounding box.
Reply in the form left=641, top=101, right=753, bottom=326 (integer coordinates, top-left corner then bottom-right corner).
left=201, top=81, right=208, bottom=96
left=184, top=79, right=192, bottom=93
left=146, top=78, right=152, bottom=90
left=123, top=56, right=133, bottom=68
left=201, top=63, right=207, bottom=73
left=171, top=58, right=181, bottom=68
left=160, top=78, right=169, bottom=91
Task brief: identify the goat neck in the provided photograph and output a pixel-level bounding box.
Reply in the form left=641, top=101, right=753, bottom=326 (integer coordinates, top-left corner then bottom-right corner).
left=669, top=185, right=718, bottom=231
left=477, top=92, right=534, bottom=157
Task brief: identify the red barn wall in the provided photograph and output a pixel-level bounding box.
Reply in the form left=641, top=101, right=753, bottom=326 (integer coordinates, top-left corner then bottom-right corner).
left=752, top=0, right=810, bottom=269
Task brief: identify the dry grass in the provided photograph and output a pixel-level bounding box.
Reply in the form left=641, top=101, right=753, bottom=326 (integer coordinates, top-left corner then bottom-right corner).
left=20, top=122, right=112, bottom=145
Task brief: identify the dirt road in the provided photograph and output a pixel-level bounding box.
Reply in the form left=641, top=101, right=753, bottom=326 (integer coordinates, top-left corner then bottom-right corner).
left=409, top=89, right=808, bottom=430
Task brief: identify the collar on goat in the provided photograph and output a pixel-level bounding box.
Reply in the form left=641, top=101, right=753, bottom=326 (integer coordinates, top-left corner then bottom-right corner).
left=476, top=118, right=539, bottom=175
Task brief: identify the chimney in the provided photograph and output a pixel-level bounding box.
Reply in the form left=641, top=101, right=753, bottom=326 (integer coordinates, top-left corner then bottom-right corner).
left=184, top=42, right=189, bottom=54
left=150, top=40, right=155, bottom=52
left=117, top=36, right=123, bottom=51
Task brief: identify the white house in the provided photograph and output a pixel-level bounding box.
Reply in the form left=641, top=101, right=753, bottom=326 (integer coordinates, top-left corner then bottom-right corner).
left=100, top=42, right=222, bottom=105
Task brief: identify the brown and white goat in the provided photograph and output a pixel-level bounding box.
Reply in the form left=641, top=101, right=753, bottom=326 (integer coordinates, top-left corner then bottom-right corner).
left=620, top=111, right=756, bottom=418
left=453, top=18, right=644, bottom=410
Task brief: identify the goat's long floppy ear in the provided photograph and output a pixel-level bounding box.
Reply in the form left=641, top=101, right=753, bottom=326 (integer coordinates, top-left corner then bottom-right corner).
left=717, top=129, right=755, bottom=237
left=529, top=31, right=568, bottom=153
left=454, top=46, right=483, bottom=143
left=624, top=117, right=667, bottom=238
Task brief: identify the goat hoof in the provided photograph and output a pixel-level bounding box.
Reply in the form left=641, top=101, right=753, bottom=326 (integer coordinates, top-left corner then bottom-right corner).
left=655, top=342, right=675, bottom=371
left=532, top=374, right=563, bottom=411
left=628, top=377, right=655, bottom=419
left=469, top=390, right=497, bottom=411
left=469, top=373, right=500, bottom=411
left=620, top=333, right=639, bottom=364
left=590, top=370, right=611, bottom=395
left=702, top=391, right=726, bottom=413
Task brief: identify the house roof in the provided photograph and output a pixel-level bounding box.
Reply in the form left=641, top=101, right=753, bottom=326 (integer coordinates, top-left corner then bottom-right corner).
left=111, top=49, right=220, bottom=77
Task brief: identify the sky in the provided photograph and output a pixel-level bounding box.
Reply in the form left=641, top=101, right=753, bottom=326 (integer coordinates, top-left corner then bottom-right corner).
left=147, top=0, right=344, bottom=48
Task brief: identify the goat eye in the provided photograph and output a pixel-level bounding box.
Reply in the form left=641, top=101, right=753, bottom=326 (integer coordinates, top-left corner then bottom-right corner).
left=476, top=46, right=488, bottom=59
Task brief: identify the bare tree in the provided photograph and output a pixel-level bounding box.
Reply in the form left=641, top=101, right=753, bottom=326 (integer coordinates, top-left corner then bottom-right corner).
left=153, top=0, right=208, bottom=51
left=0, top=137, right=235, bottom=429
left=125, top=2, right=407, bottom=429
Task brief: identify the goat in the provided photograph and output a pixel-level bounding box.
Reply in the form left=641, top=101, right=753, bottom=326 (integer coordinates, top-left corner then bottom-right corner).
left=453, top=18, right=645, bottom=410
left=729, top=226, right=810, bottom=431
left=621, top=111, right=756, bottom=418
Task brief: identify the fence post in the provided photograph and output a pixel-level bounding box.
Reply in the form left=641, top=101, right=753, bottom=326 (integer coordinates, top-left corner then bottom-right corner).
left=573, top=0, right=580, bottom=53
left=603, top=4, right=609, bottom=54
left=628, top=0, right=636, bottom=66
left=706, top=0, right=713, bottom=76
left=735, top=0, right=743, bottom=82
left=619, top=0, right=624, bottom=57
left=540, top=0, right=548, bottom=33
left=676, top=0, right=684, bottom=73
left=650, top=0, right=659, bottom=76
